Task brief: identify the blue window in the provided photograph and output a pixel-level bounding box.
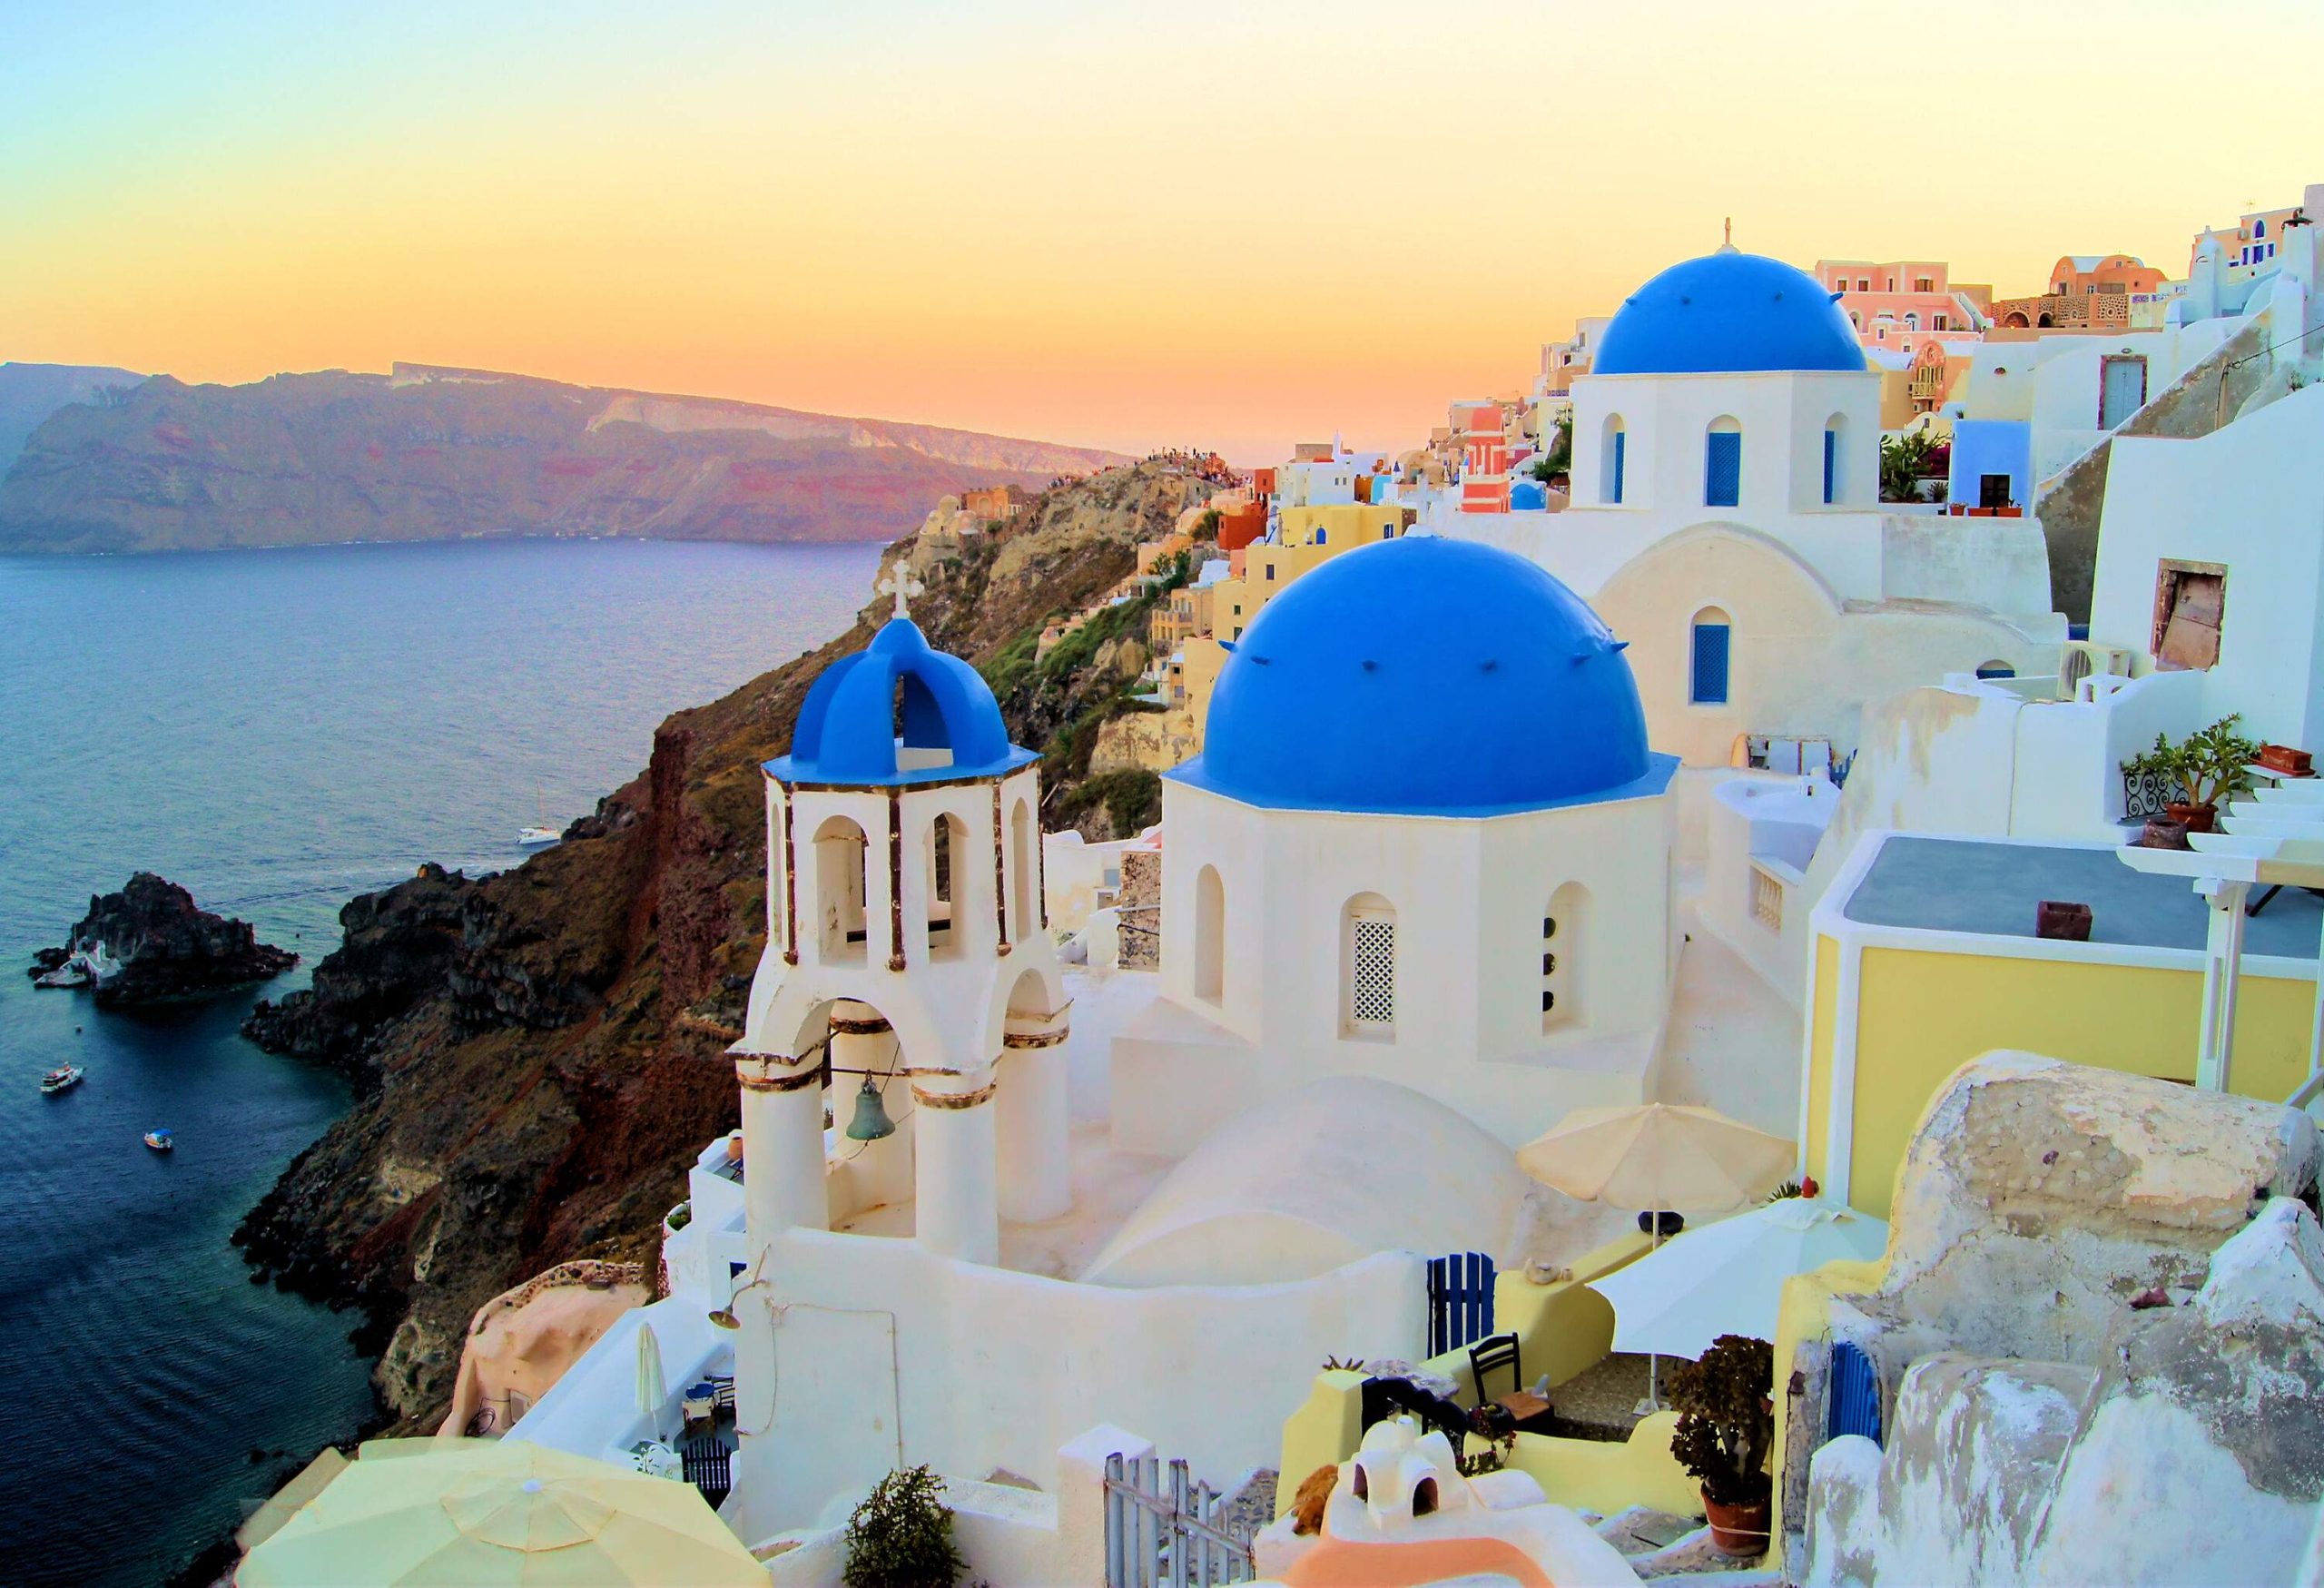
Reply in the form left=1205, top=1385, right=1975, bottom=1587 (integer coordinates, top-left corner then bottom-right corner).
left=2255, top=219, right=2267, bottom=238
left=1822, top=429, right=1837, bottom=505
left=1314, top=528, right=1326, bottom=545
left=1828, top=1339, right=1883, bottom=1446
left=1705, top=428, right=1741, bottom=508
left=1607, top=427, right=1627, bottom=504
left=1689, top=612, right=1731, bottom=705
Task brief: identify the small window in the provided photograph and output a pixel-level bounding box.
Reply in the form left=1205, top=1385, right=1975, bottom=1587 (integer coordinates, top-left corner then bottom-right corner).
left=1935, top=313, right=1948, bottom=331
left=1265, top=564, right=1276, bottom=581
left=1857, top=278, right=1869, bottom=291
left=1314, top=529, right=1326, bottom=545
left=1690, top=607, right=1732, bottom=705
left=1822, top=415, right=1846, bottom=505
left=1974, top=661, right=2015, bottom=680
left=1914, top=276, right=1935, bottom=292
left=1542, top=883, right=1584, bottom=1030
left=2254, top=219, right=2268, bottom=239
left=1343, top=894, right=1397, bottom=1033
left=1704, top=419, right=1741, bottom=508
left=1601, top=416, right=1627, bottom=505
left=1979, top=472, right=2013, bottom=510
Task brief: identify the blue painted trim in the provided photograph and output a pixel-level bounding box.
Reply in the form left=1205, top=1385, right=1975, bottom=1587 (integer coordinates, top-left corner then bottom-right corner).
left=1166, top=751, right=1680, bottom=820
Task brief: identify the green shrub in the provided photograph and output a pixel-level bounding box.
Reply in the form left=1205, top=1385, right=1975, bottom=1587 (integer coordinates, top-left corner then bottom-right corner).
left=842, top=1465, right=966, bottom=1588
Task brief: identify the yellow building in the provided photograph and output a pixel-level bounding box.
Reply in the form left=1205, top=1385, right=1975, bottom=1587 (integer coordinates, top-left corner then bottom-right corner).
left=1802, top=831, right=2320, bottom=1218
left=1278, top=502, right=1412, bottom=549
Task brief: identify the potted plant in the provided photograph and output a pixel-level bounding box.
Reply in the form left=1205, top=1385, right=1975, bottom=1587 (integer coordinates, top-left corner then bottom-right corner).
left=1667, top=1334, right=1775, bottom=1557
left=2122, top=715, right=2260, bottom=833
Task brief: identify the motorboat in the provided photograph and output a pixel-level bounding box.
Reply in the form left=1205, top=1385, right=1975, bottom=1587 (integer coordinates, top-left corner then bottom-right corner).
left=40, top=1066, right=84, bottom=1095
left=143, top=1129, right=174, bottom=1152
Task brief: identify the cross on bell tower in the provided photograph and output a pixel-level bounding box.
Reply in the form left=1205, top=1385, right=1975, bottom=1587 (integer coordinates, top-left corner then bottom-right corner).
left=877, top=566, right=926, bottom=623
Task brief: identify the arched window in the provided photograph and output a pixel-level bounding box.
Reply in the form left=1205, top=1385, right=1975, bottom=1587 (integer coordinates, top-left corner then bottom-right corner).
left=1600, top=415, right=1627, bottom=505
left=925, top=812, right=969, bottom=961
left=1194, top=864, right=1225, bottom=1003
left=1822, top=413, right=1846, bottom=505
left=1542, top=882, right=1587, bottom=1031
left=2254, top=218, right=2268, bottom=239
left=1974, top=660, right=2016, bottom=680
left=1689, top=607, right=1732, bottom=705
left=813, top=814, right=870, bottom=963
left=1341, top=893, right=1397, bottom=1036
left=1009, top=798, right=1036, bottom=942
left=1904, top=311, right=1920, bottom=332
left=1314, top=528, right=1327, bottom=545
left=1704, top=418, right=1741, bottom=508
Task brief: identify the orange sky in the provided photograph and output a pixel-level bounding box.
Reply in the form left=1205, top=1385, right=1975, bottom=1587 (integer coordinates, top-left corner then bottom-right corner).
left=5, top=2, right=2319, bottom=460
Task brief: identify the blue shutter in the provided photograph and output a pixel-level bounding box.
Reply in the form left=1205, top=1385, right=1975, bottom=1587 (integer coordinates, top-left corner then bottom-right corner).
left=1822, top=429, right=1837, bottom=504
left=1609, top=430, right=1626, bottom=504
left=1690, top=622, right=1730, bottom=705
left=1706, top=431, right=1741, bottom=507
left=1828, top=1340, right=1883, bottom=1445
left=1427, top=1252, right=1498, bottom=1356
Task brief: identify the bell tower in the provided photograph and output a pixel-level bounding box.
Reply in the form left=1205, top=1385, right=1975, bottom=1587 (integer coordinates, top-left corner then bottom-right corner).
left=729, top=572, right=1071, bottom=1267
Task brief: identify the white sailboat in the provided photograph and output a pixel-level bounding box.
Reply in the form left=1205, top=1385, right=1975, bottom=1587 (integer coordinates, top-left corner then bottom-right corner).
left=517, top=785, right=561, bottom=848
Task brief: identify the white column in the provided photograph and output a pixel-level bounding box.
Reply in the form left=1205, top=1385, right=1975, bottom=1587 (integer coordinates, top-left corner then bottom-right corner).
left=997, top=1041, right=1071, bottom=1223
left=913, top=1073, right=1000, bottom=1264
left=737, top=1052, right=828, bottom=1243
left=2194, top=877, right=2250, bottom=1092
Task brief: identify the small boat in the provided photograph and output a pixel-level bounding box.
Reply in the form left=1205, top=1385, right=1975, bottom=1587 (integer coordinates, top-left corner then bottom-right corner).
left=517, top=785, right=561, bottom=848
left=40, top=1066, right=84, bottom=1095
left=143, top=1129, right=174, bottom=1152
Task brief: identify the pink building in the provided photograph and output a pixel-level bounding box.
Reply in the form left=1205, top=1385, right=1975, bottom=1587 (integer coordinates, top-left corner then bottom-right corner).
left=1450, top=400, right=1509, bottom=515
left=1814, top=258, right=1989, bottom=361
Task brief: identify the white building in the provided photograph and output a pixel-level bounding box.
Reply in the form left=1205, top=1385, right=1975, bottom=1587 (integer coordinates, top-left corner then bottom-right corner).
left=1434, top=245, right=2063, bottom=774
left=1113, top=535, right=1683, bottom=1156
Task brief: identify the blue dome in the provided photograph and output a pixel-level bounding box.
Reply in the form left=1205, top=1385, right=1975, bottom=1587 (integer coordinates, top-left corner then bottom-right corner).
left=1172, top=538, right=1673, bottom=817
left=768, top=617, right=1034, bottom=786
left=1595, top=252, right=1866, bottom=376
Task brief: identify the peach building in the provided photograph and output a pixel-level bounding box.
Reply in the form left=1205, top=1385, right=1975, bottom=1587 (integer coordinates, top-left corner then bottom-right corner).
left=1450, top=400, right=1510, bottom=514
left=1814, top=258, right=1988, bottom=360
left=1987, top=253, right=2167, bottom=330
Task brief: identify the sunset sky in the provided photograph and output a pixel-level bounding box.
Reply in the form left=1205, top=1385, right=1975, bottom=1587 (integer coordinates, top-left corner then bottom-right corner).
left=6, top=1, right=2319, bottom=461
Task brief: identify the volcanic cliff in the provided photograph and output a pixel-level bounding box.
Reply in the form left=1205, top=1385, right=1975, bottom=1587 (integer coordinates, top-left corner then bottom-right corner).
left=233, top=459, right=1218, bottom=1425
left=0, top=361, right=1129, bottom=554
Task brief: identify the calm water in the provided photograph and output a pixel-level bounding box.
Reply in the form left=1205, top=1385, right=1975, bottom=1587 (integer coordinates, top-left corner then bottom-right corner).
left=0, top=536, right=881, bottom=1587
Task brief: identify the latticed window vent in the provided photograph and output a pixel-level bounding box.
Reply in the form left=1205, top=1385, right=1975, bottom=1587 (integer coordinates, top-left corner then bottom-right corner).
left=1349, top=917, right=1397, bottom=1025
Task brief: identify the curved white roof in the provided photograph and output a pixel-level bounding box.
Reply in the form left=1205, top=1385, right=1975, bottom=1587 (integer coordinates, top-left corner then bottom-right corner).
left=1079, top=1077, right=1527, bottom=1288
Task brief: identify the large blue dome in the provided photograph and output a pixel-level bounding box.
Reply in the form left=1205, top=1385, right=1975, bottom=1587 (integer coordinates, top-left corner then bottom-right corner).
left=1172, top=538, right=1671, bottom=817
left=1595, top=251, right=1866, bottom=376
left=768, top=616, right=1033, bottom=786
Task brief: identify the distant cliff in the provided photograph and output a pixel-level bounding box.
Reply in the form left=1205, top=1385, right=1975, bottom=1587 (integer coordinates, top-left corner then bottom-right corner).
left=0, top=360, right=143, bottom=473
left=231, top=459, right=1216, bottom=1427
left=0, top=361, right=1131, bottom=554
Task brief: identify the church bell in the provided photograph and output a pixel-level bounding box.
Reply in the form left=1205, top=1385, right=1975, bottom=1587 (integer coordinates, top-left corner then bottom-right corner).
left=845, top=1074, right=895, bottom=1141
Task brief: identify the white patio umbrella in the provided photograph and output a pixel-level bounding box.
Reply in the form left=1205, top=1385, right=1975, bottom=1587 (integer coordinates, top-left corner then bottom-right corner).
left=636, top=1319, right=666, bottom=1417
left=1518, top=1102, right=1797, bottom=1410
left=1591, top=1198, right=1888, bottom=1362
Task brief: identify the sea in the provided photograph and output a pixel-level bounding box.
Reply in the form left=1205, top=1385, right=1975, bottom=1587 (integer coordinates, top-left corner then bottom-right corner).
left=0, top=535, right=883, bottom=1588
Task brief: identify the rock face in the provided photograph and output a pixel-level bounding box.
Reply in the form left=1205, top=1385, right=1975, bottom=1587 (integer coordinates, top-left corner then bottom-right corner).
left=31, top=873, right=297, bottom=1006
left=0, top=360, right=143, bottom=471
left=1795, top=1053, right=2324, bottom=1587
left=229, top=459, right=1220, bottom=1426
left=0, top=362, right=1131, bottom=555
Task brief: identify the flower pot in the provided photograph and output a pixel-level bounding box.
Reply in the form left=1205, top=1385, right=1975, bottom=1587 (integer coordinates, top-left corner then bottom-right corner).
left=2259, top=744, right=2314, bottom=776
left=2164, top=802, right=2217, bottom=833
left=2035, top=900, right=2092, bottom=942
left=1701, top=1487, right=1771, bottom=1558
left=2140, top=816, right=2191, bottom=850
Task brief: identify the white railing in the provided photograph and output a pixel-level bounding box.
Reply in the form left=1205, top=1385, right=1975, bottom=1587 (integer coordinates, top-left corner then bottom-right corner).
left=1749, top=863, right=1787, bottom=933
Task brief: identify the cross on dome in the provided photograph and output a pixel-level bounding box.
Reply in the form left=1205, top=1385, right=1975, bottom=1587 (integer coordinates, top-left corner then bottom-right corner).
left=1718, top=216, right=1737, bottom=255
left=877, top=566, right=926, bottom=622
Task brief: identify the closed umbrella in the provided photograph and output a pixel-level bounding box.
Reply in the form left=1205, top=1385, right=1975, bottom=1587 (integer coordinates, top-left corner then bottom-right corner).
left=1591, top=1199, right=1888, bottom=1362
left=236, top=1439, right=765, bottom=1587
left=1517, top=1102, right=1797, bottom=1410
left=636, top=1320, right=665, bottom=1418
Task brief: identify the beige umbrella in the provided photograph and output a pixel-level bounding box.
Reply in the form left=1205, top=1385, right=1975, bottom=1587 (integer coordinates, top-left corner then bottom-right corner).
left=1518, top=1102, right=1797, bottom=1411
left=236, top=1438, right=763, bottom=1586
left=1518, top=1102, right=1796, bottom=1213
left=636, top=1320, right=666, bottom=1418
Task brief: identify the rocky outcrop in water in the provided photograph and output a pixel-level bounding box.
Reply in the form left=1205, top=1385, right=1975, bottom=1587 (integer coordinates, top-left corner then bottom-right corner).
left=31, top=872, right=297, bottom=1006
left=0, top=362, right=1131, bottom=555
left=231, top=459, right=1221, bottom=1426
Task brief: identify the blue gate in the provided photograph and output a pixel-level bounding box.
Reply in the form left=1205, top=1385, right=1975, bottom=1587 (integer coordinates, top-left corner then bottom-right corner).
left=1427, top=1251, right=1497, bottom=1358
left=1827, top=1339, right=1882, bottom=1445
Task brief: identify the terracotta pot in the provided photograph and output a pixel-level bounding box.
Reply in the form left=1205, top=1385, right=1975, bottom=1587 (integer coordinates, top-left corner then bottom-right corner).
left=2164, top=802, right=2217, bottom=834
left=1701, top=1487, right=1771, bottom=1558
left=2035, top=900, right=2093, bottom=942
left=2140, top=816, right=2190, bottom=850
left=2259, top=744, right=2314, bottom=776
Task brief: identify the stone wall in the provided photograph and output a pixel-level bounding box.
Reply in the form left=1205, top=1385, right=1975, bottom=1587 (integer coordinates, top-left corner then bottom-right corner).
left=1116, top=848, right=1161, bottom=970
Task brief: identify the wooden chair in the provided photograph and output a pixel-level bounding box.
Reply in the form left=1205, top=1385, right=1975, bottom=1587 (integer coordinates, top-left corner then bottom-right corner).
left=1468, top=1333, right=1553, bottom=1432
